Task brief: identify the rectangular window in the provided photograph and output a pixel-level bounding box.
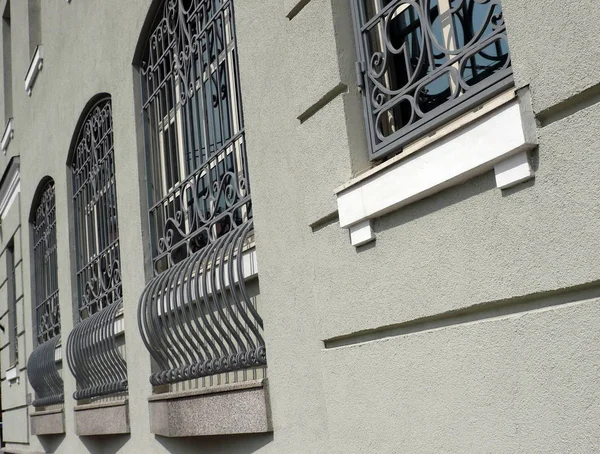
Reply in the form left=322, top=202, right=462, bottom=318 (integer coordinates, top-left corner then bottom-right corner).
left=352, top=0, right=513, bottom=160
left=2, top=0, right=12, bottom=122
left=6, top=239, right=17, bottom=366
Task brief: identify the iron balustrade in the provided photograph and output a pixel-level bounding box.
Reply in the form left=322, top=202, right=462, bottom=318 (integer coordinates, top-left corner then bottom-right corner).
left=67, top=301, right=126, bottom=399
left=27, top=336, right=64, bottom=407
left=139, top=219, right=265, bottom=385
left=65, top=97, right=128, bottom=400
left=27, top=180, right=64, bottom=407
left=138, top=0, right=265, bottom=386
left=351, top=0, right=513, bottom=160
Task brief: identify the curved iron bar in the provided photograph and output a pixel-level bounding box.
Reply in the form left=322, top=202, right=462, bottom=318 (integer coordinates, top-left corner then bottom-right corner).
left=66, top=300, right=127, bottom=400
left=353, top=0, right=513, bottom=159
left=27, top=335, right=64, bottom=407
left=138, top=219, right=265, bottom=386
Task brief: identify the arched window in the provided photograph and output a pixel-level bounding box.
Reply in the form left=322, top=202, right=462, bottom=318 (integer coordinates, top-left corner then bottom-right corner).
left=66, top=96, right=128, bottom=400
left=141, top=0, right=251, bottom=274
left=137, top=0, right=266, bottom=388
left=32, top=180, right=59, bottom=343
left=27, top=179, right=64, bottom=407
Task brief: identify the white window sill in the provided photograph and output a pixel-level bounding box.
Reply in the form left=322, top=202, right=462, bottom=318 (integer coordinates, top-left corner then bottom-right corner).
left=24, top=45, right=43, bottom=96
left=336, top=92, right=537, bottom=247
left=1, top=118, right=14, bottom=154
left=6, top=365, right=19, bottom=385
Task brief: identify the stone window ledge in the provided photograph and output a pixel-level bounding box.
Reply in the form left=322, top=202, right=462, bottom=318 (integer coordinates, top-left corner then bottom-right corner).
left=74, top=399, right=130, bottom=436
left=335, top=89, right=538, bottom=247
left=24, top=45, right=43, bottom=96
left=30, top=408, right=65, bottom=436
left=1, top=118, right=14, bottom=155
left=148, top=379, right=272, bottom=437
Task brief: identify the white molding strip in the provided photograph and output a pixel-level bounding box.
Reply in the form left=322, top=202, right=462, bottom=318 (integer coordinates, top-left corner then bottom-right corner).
left=24, top=45, right=44, bottom=96
left=0, top=158, right=20, bottom=220
left=1, top=118, right=13, bottom=154
left=336, top=98, right=537, bottom=246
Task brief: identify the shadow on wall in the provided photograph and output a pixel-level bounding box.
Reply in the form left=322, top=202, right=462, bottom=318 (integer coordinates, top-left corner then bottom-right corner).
left=374, top=170, right=498, bottom=239
left=37, top=433, right=65, bottom=453
left=156, top=433, right=274, bottom=454
left=79, top=434, right=130, bottom=454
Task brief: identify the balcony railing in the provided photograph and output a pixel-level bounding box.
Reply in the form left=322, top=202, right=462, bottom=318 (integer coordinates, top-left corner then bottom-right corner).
left=138, top=219, right=265, bottom=386
left=27, top=336, right=63, bottom=407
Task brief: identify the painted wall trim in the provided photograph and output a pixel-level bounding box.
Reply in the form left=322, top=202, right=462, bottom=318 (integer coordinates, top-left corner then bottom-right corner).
left=24, top=45, right=43, bottom=96
left=1, top=118, right=14, bottom=154
left=337, top=98, right=537, bottom=246
left=0, top=159, right=20, bottom=220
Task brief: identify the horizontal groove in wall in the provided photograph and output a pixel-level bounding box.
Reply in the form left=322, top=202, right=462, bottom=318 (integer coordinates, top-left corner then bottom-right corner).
left=537, top=82, right=600, bottom=127
left=298, top=82, right=347, bottom=124
left=287, top=0, right=312, bottom=20
left=310, top=211, right=339, bottom=233
left=324, top=281, right=600, bottom=349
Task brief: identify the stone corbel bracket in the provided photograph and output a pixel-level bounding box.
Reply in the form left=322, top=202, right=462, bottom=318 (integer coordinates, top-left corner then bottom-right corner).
left=336, top=89, right=537, bottom=247
left=25, top=45, right=44, bottom=96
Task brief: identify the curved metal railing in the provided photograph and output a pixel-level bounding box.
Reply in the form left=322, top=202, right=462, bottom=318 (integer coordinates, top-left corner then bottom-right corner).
left=27, top=335, right=64, bottom=407
left=66, top=301, right=127, bottom=399
left=138, top=219, right=266, bottom=386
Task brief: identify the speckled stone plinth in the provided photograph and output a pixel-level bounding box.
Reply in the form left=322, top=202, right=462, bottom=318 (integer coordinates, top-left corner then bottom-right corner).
left=74, top=399, right=130, bottom=436
left=30, top=408, right=65, bottom=435
left=148, top=379, right=272, bottom=437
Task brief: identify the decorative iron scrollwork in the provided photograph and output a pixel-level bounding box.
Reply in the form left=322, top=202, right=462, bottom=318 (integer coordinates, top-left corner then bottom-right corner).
left=27, top=336, right=64, bottom=407
left=353, top=0, right=513, bottom=159
left=28, top=180, right=64, bottom=407
left=66, top=96, right=128, bottom=400
left=32, top=180, right=61, bottom=344
left=138, top=219, right=265, bottom=386
left=141, top=0, right=251, bottom=274
left=139, top=0, right=264, bottom=387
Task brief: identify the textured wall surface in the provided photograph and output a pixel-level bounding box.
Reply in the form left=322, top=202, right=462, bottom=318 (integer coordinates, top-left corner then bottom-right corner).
left=0, top=0, right=598, bottom=453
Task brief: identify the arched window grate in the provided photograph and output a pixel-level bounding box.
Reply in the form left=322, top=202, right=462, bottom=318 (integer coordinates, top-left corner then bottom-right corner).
left=28, top=179, right=64, bottom=407
left=66, top=96, right=128, bottom=400
left=71, top=97, right=122, bottom=320
left=33, top=180, right=60, bottom=344
left=138, top=0, right=266, bottom=387
left=141, top=0, right=251, bottom=275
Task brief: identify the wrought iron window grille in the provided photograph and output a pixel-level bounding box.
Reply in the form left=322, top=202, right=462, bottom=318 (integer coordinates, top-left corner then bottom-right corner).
left=65, top=97, right=128, bottom=400
left=138, top=0, right=266, bottom=386
left=27, top=180, right=64, bottom=407
left=351, top=0, right=513, bottom=160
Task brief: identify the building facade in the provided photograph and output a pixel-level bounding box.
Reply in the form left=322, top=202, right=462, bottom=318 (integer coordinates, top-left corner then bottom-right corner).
left=0, top=0, right=598, bottom=453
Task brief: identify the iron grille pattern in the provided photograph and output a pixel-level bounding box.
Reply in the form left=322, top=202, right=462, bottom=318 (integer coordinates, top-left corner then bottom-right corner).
left=33, top=181, right=60, bottom=344
left=66, top=97, right=128, bottom=399
left=139, top=219, right=265, bottom=385
left=352, top=0, right=513, bottom=160
left=27, top=335, right=64, bottom=407
left=141, top=0, right=251, bottom=274
left=138, top=0, right=265, bottom=386
left=28, top=180, right=64, bottom=407
left=71, top=97, right=122, bottom=320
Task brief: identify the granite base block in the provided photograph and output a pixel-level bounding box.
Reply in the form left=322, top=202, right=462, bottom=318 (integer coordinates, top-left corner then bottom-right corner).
left=30, top=408, right=65, bottom=436
left=74, top=399, right=130, bottom=436
left=149, top=379, right=272, bottom=437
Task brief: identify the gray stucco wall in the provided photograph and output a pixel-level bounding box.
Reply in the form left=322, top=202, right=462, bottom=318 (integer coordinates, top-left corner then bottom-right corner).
left=0, top=0, right=597, bottom=453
